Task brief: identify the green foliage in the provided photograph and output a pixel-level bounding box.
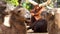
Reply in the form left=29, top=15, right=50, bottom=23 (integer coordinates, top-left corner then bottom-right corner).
left=6, top=0, right=19, bottom=6
left=22, top=2, right=33, bottom=11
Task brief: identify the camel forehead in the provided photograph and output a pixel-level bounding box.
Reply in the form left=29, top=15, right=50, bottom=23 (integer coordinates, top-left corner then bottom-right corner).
left=17, top=8, right=27, bottom=14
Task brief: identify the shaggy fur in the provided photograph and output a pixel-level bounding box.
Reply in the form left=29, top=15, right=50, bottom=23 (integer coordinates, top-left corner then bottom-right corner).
left=0, top=1, right=27, bottom=34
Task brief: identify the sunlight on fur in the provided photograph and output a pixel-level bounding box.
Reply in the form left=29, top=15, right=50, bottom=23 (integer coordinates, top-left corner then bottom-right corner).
left=3, top=14, right=11, bottom=27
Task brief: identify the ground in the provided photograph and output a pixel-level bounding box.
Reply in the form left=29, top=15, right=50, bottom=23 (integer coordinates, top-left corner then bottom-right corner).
left=27, top=33, right=48, bottom=34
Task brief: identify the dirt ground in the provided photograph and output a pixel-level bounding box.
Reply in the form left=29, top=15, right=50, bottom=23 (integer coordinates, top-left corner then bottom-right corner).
left=27, top=33, right=48, bottom=34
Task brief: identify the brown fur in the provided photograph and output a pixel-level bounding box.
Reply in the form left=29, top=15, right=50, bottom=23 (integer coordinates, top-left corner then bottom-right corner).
left=0, top=2, right=27, bottom=34
left=44, top=9, right=58, bottom=34
left=10, top=7, right=27, bottom=34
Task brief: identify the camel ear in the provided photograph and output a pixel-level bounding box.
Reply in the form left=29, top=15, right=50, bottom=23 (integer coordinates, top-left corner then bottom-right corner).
left=3, top=14, right=11, bottom=27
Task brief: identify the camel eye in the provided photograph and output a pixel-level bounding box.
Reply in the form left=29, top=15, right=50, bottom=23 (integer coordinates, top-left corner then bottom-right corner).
left=17, top=10, right=21, bottom=13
